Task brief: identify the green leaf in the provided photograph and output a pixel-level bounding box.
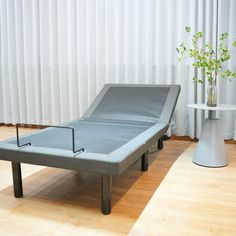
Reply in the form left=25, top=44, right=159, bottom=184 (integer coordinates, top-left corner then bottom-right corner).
left=185, top=26, right=191, bottom=32
left=198, top=32, right=203, bottom=37
left=232, top=41, right=236, bottom=47
left=226, top=69, right=232, bottom=76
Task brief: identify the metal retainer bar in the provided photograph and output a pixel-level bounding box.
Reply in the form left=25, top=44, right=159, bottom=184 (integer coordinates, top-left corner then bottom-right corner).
left=16, top=123, right=85, bottom=154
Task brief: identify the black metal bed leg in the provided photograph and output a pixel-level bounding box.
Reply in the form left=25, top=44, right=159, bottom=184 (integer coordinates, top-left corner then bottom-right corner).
left=101, top=174, right=112, bottom=215
left=141, top=152, right=148, bottom=171
left=11, top=162, right=23, bottom=198
left=157, top=136, right=164, bottom=150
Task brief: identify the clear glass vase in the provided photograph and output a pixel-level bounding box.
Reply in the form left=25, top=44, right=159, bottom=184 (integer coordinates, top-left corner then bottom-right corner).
left=207, top=81, right=217, bottom=107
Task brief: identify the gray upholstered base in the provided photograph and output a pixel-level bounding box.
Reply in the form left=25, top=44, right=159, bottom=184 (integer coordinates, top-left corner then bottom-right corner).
left=0, top=84, right=180, bottom=214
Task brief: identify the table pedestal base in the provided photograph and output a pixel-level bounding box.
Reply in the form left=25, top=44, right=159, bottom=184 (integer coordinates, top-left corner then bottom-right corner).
left=193, top=118, right=228, bottom=167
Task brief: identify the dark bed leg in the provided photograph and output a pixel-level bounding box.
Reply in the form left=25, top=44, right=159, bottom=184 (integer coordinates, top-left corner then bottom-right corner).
left=141, top=152, right=148, bottom=171
left=157, top=136, right=164, bottom=150
left=11, top=162, right=23, bottom=198
left=101, top=174, right=112, bottom=215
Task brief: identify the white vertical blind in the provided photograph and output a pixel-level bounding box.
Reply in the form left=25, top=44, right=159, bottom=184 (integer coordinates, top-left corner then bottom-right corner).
left=0, top=0, right=235, bottom=139
left=218, top=0, right=236, bottom=139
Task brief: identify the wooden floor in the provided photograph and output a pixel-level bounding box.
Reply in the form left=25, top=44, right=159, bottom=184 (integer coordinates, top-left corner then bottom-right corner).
left=129, top=144, right=236, bottom=236
left=0, top=126, right=191, bottom=236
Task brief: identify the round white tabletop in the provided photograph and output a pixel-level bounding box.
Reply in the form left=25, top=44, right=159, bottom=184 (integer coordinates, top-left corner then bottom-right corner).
left=187, top=103, right=236, bottom=111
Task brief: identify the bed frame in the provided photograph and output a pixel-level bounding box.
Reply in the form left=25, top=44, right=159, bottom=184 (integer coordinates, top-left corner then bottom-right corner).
left=0, top=84, right=180, bottom=214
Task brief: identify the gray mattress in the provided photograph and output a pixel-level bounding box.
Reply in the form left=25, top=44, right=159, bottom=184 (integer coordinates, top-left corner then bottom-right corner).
left=0, top=84, right=180, bottom=175
left=10, top=119, right=155, bottom=154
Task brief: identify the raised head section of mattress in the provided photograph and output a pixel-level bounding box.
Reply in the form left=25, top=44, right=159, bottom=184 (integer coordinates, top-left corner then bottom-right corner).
left=83, top=84, right=180, bottom=124
left=5, top=84, right=180, bottom=155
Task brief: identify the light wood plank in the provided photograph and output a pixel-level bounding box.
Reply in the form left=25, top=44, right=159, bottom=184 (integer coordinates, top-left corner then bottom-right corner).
left=129, top=144, right=236, bottom=236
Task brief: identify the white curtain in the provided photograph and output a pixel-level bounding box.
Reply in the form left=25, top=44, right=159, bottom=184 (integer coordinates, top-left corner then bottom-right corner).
left=218, top=0, right=236, bottom=139
left=0, top=0, right=235, bottom=139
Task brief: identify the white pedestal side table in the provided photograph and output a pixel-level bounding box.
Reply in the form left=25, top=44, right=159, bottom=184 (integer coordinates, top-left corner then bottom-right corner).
left=188, top=104, right=236, bottom=167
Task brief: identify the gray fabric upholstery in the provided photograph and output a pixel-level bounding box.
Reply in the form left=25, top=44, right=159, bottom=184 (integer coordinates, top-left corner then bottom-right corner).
left=10, top=120, right=155, bottom=154
left=88, top=86, right=170, bottom=123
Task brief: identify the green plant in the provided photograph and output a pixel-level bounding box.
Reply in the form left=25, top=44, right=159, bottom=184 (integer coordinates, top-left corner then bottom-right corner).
left=176, top=26, right=236, bottom=83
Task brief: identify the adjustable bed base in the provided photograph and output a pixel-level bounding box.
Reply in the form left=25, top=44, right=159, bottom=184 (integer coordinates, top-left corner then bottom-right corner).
left=0, top=84, right=180, bottom=214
